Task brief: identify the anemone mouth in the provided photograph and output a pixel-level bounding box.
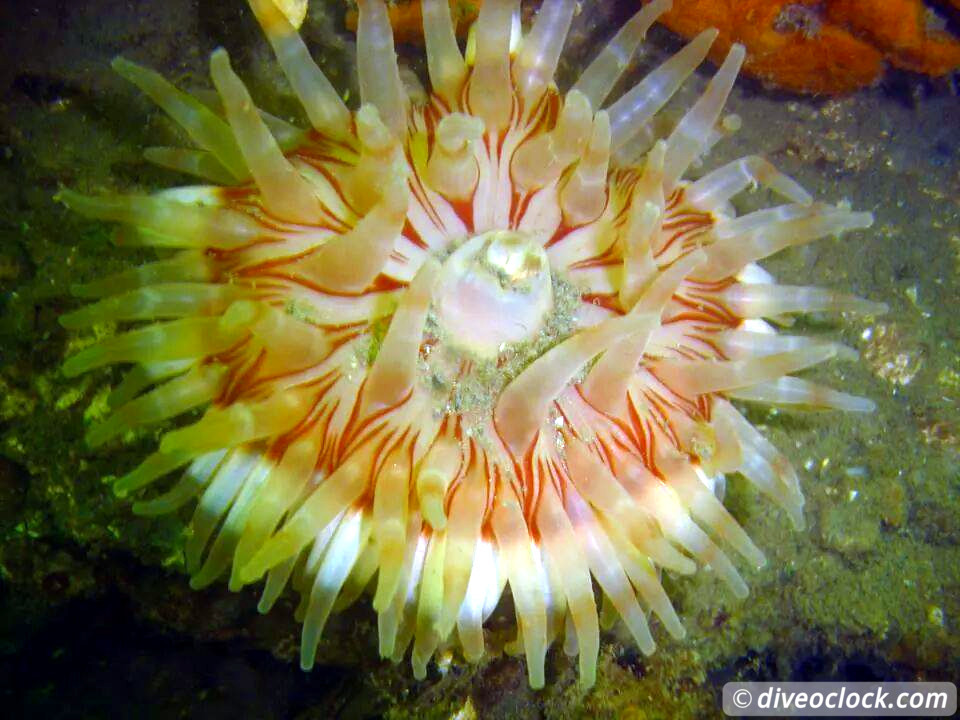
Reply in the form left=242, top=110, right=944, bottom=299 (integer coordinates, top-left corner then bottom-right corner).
left=59, top=0, right=884, bottom=691
left=433, top=230, right=555, bottom=358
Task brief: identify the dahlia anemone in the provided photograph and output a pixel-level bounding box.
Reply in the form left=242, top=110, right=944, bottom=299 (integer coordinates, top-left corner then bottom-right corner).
left=59, top=0, right=884, bottom=688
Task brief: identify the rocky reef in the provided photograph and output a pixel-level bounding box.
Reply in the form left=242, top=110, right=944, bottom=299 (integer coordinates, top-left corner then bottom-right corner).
left=1, top=1, right=958, bottom=718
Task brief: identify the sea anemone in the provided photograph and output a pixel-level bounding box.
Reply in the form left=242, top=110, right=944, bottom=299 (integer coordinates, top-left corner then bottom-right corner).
left=59, top=0, right=884, bottom=688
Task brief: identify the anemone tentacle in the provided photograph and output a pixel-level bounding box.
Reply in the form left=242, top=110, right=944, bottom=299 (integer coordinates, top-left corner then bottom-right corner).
left=61, top=0, right=883, bottom=689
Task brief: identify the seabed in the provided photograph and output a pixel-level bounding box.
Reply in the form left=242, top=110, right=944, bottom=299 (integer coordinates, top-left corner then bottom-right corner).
left=0, top=1, right=958, bottom=718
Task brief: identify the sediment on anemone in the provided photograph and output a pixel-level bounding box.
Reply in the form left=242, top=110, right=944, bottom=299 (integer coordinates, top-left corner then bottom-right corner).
left=59, top=0, right=886, bottom=689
